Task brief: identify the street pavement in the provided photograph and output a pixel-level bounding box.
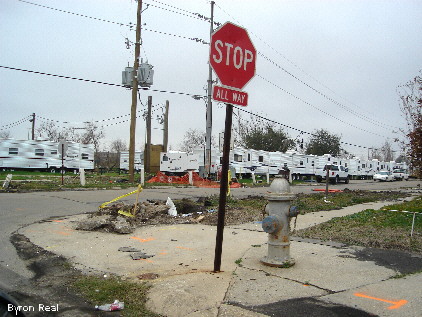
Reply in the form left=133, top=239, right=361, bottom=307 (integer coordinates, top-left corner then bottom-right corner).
left=14, top=183, right=422, bottom=317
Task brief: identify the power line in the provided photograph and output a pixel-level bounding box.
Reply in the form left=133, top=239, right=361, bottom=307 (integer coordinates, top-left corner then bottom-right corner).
left=0, top=116, right=31, bottom=131
left=2, top=65, right=380, bottom=151
left=0, top=65, right=201, bottom=97
left=213, top=1, right=399, bottom=130
left=145, top=0, right=220, bottom=26
left=257, top=74, right=385, bottom=138
left=258, top=52, right=397, bottom=130
left=234, top=106, right=376, bottom=150
left=15, top=0, right=208, bottom=45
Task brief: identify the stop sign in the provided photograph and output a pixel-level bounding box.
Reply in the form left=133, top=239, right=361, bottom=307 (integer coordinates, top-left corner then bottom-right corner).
left=210, top=22, right=256, bottom=90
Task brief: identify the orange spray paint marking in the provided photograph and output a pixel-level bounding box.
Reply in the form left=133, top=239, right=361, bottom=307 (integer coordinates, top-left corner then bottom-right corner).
left=176, top=246, right=193, bottom=251
left=354, top=293, right=408, bottom=310
left=52, top=220, right=64, bottom=223
left=131, top=237, right=155, bottom=243
left=52, top=231, right=72, bottom=236
left=140, top=258, right=154, bottom=263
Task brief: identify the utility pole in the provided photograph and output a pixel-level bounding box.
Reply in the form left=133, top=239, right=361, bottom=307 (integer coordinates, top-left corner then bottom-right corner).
left=30, top=113, right=35, bottom=140
left=163, top=100, right=169, bottom=152
left=145, top=96, right=152, bottom=173
left=128, top=0, right=143, bottom=183
left=205, top=1, right=215, bottom=177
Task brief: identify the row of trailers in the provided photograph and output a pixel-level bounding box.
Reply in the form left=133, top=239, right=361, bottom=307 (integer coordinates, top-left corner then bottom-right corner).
left=0, top=139, right=94, bottom=172
left=154, top=147, right=407, bottom=180
left=2, top=139, right=406, bottom=180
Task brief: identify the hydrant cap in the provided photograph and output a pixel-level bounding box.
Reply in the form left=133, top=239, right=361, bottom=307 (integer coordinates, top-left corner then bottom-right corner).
left=266, top=175, right=295, bottom=200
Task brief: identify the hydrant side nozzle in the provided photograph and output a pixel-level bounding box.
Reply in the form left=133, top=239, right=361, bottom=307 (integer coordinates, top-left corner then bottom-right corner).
left=262, top=215, right=283, bottom=234
left=289, top=206, right=299, bottom=217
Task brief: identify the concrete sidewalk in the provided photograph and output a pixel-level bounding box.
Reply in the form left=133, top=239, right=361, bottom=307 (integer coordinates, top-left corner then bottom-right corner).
left=19, top=200, right=421, bottom=317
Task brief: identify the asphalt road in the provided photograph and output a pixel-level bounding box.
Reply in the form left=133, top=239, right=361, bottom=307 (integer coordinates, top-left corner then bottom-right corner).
left=0, top=179, right=420, bottom=315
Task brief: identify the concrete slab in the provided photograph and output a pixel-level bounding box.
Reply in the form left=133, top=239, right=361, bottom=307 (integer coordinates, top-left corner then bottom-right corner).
left=225, top=266, right=327, bottom=306
left=321, top=273, right=422, bottom=317
left=17, top=197, right=422, bottom=317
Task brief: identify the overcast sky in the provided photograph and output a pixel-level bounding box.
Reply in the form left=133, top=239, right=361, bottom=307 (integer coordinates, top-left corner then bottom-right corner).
left=1, top=0, right=421, bottom=158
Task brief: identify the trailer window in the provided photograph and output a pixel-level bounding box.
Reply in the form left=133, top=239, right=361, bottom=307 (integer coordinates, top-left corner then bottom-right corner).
left=258, top=156, right=264, bottom=162
left=81, top=153, right=89, bottom=160
left=35, top=149, right=44, bottom=156
left=247, top=154, right=251, bottom=161
left=234, top=154, right=242, bottom=162
left=9, top=148, right=18, bottom=155
left=51, top=150, right=57, bottom=155
left=299, top=161, right=304, bottom=165
left=162, top=154, right=169, bottom=161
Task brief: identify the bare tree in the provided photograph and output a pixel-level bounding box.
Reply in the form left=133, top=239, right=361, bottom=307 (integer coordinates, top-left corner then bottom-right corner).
left=380, top=140, right=394, bottom=162
left=78, top=122, right=104, bottom=152
left=0, top=131, right=11, bottom=139
left=37, top=121, right=104, bottom=152
left=180, top=128, right=216, bottom=152
left=110, top=139, right=127, bottom=153
left=398, top=72, right=422, bottom=177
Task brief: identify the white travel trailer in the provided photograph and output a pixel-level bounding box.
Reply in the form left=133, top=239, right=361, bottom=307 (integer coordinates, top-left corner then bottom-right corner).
left=119, top=151, right=144, bottom=171
left=160, top=151, right=199, bottom=174
left=192, top=146, right=220, bottom=175
left=0, top=139, right=94, bottom=171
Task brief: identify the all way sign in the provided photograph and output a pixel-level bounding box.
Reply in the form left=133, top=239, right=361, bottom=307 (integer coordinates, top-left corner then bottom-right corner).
left=212, top=85, right=248, bottom=107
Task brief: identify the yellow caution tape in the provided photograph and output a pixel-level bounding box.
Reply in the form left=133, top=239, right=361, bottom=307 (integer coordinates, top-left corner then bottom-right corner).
left=118, top=210, right=135, bottom=218
left=99, top=184, right=143, bottom=209
left=227, top=170, right=231, bottom=196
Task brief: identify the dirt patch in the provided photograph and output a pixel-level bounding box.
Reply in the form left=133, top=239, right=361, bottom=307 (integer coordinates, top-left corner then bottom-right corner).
left=75, top=197, right=265, bottom=234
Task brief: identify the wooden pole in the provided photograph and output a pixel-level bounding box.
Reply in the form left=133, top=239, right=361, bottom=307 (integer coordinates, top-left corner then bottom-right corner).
left=128, top=0, right=143, bottom=183
left=163, top=100, right=169, bottom=152
left=145, top=96, right=152, bottom=173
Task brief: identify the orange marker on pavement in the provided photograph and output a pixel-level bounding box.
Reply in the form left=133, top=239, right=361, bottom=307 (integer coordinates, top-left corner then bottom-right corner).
left=354, top=293, right=408, bottom=310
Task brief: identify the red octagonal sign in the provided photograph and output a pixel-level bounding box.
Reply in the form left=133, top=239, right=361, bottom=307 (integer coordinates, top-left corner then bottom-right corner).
left=210, top=22, right=256, bottom=90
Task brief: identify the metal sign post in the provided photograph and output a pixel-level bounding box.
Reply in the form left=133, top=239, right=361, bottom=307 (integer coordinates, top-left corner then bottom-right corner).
left=58, top=141, right=68, bottom=186
left=214, top=103, right=233, bottom=272
left=210, top=21, right=256, bottom=272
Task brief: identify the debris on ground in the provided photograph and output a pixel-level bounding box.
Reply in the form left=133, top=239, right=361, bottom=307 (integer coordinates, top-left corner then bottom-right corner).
left=73, top=190, right=411, bottom=234
left=74, top=196, right=262, bottom=234
left=166, top=197, right=177, bottom=216
left=137, top=273, right=159, bottom=280
left=130, top=252, right=155, bottom=260
left=95, top=300, right=124, bottom=311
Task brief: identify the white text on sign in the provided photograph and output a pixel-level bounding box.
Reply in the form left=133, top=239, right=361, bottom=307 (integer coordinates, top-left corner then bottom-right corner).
left=212, top=85, right=248, bottom=107
left=212, top=40, right=254, bottom=71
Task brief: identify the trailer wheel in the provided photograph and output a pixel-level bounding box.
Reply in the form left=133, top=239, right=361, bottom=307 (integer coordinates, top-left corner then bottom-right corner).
left=345, top=177, right=349, bottom=184
left=50, top=168, right=57, bottom=173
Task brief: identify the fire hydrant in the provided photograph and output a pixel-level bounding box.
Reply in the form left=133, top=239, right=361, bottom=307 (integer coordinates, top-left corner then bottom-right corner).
left=261, top=175, right=299, bottom=267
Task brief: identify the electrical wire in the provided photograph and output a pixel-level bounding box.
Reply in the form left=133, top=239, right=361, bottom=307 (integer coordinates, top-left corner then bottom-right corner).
left=234, top=106, right=377, bottom=150
left=0, top=116, right=32, bottom=131
left=213, top=1, right=399, bottom=130
left=15, top=0, right=208, bottom=45
left=2, top=65, right=382, bottom=150
left=257, top=74, right=386, bottom=138
left=258, top=52, right=396, bottom=130
left=0, top=65, right=201, bottom=98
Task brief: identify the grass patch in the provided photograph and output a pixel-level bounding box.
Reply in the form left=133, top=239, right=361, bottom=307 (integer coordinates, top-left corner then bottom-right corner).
left=294, top=196, right=422, bottom=253
left=294, top=190, right=409, bottom=213
left=0, top=170, right=192, bottom=192
left=72, top=275, right=160, bottom=317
